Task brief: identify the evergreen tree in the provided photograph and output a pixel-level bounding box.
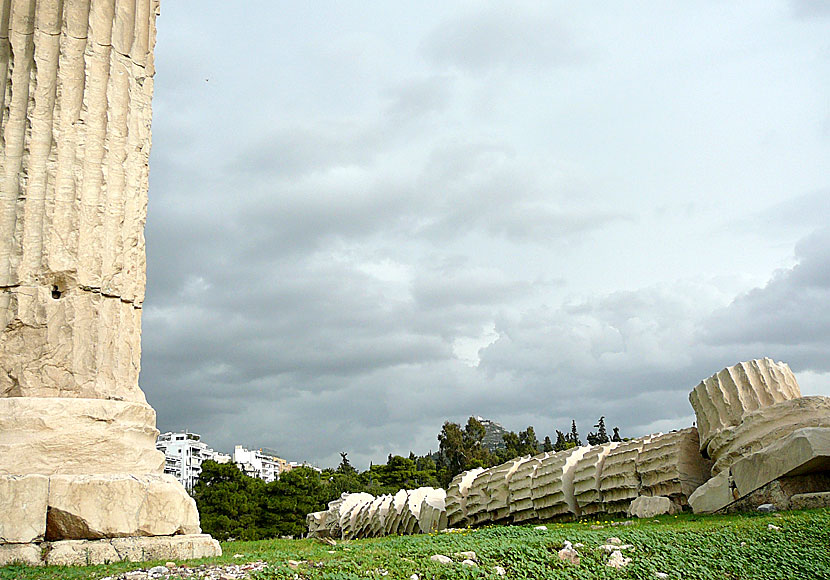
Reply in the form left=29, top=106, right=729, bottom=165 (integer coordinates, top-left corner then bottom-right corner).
left=612, top=427, right=622, bottom=442
left=569, top=420, right=582, bottom=446
left=595, top=416, right=609, bottom=443
left=193, top=461, right=265, bottom=541
left=543, top=435, right=553, bottom=452
left=338, top=451, right=355, bottom=474
left=553, top=430, right=570, bottom=451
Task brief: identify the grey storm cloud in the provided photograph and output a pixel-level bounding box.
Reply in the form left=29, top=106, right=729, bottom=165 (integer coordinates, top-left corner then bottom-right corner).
left=140, top=1, right=830, bottom=469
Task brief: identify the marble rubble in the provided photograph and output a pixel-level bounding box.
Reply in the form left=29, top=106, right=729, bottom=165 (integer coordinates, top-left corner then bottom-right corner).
left=0, top=0, right=220, bottom=565
left=308, top=358, right=830, bottom=539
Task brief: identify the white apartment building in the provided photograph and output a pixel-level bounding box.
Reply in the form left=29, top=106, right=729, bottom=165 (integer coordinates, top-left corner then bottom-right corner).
left=233, top=445, right=289, bottom=483
left=156, top=431, right=230, bottom=491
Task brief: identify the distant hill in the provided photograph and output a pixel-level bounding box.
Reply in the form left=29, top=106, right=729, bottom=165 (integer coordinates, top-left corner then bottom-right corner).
left=476, top=416, right=508, bottom=451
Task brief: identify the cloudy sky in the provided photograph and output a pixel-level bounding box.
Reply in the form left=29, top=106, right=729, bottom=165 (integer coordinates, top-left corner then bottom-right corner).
left=141, top=1, right=830, bottom=469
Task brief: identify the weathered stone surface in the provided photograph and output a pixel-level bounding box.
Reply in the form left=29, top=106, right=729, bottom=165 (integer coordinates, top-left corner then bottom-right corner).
left=706, top=397, right=830, bottom=476
left=627, top=496, right=678, bottom=518
left=418, top=488, right=447, bottom=534
left=600, top=436, right=654, bottom=515
left=337, top=492, right=373, bottom=539
left=110, top=534, right=222, bottom=563
left=0, top=0, right=161, bottom=399
left=636, top=428, right=712, bottom=505
left=689, top=358, right=800, bottom=452
left=572, top=443, right=618, bottom=515
left=730, top=427, right=830, bottom=498
left=509, top=453, right=544, bottom=522
left=45, top=538, right=121, bottom=566
left=486, top=457, right=529, bottom=523
left=446, top=467, right=484, bottom=527
left=0, top=543, right=43, bottom=566
left=0, top=474, right=48, bottom=543
left=688, top=471, right=736, bottom=514
left=465, top=467, right=495, bottom=525
left=0, top=398, right=163, bottom=475
left=46, top=474, right=200, bottom=540
left=725, top=473, right=830, bottom=513
left=0, top=288, right=146, bottom=402
left=532, top=446, right=590, bottom=521
left=789, top=491, right=830, bottom=511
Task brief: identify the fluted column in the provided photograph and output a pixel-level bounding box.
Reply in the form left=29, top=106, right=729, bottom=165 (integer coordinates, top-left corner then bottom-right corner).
left=0, top=1, right=220, bottom=563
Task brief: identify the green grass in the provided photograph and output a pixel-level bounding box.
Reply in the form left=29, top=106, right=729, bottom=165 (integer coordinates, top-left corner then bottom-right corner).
left=3, top=509, right=830, bottom=579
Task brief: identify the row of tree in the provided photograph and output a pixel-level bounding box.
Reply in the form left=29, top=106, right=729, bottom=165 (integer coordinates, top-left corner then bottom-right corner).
left=193, top=416, right=623, bottom=539
left=435, top=416, right=622, bottom=486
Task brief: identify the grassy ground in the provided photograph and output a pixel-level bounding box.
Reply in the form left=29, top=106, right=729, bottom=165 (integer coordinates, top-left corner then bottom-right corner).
left=3, top=509, right=830, bottom=579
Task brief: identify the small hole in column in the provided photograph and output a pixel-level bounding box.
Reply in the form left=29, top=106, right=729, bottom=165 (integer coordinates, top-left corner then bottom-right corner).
left=51, top=286, right=62, bottom=299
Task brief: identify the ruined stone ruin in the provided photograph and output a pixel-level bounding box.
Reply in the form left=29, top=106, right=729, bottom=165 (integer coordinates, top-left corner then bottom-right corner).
left=0, top=0, right=220, bottom=565
left=307, top=358, right=830, bottom=539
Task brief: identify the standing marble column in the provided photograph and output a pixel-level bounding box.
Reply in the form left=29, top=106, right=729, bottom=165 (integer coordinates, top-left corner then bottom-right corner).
left=0, top=0, right=220, bottom=565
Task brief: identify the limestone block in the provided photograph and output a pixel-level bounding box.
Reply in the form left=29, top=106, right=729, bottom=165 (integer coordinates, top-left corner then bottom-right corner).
left=509, top=453, right=544, bottom=523
left=337, top=493, right=373, bottom=539
left=108, top=534, right=221, bottom=563
left=532, top=446, right=591, bottom=521
left=789, top=492, right=830, bottom=511
left=636, top=428, right=712, bottom=505
left=445, top=467, right=484, bottom=528
left=486, top=457, right=530, bottom=523
left=689, top=359, right=800, bottom=452
left=399, top=488, right=435, bottom=535
left=0, top=288, right=146, bottom=401
left=627, top=496, right=678, bottom=518
left=726, top=473, right=830, bottom=513
left=0, top=543, right=42, bottom=566
left=572, top=443, right=618, bottom=515
left=688, top=471, right=736, bottom=514
left=600, top=436, right=655, bottom=515
left=46, top=474, right=200, bottom=540
left=464, top=467, right=495, bottom=526
left=0, top=474, right=48, bottom=543
left=0, top=397, right=163, bottom=475
left=731, top=427, right=830, bottom=498
left=418, top=489, right=447, bottom=534
left=383, top=489, right=409, bottom=536
left=306, top=511, right=328, bottom=538
left=706, top=397, right=830, bottom=476
left=45, top=539, right=121, bottom=566
left=369, top=495, right=393, bottom=537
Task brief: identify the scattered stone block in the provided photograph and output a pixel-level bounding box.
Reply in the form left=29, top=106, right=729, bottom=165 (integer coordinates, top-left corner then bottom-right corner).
left=688, top=471, right=736, bottom=514
left=789, top=491, right=830, bottom=511
left=109, top=535, right=222, bottom=564
left=730, top=427, right=830, bottom=498
left=706, top=397, right=830, bottom=477
left=628, top=496, right=678, bottom=518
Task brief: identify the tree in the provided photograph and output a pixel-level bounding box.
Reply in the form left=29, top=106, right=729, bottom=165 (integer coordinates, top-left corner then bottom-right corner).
left=437, top=421, right=466, bottom=485
left=193, top=461, right=265, bottom=541
left=612, top=427, right=622, bottom=442
left=587, top=416, right=610, bottom=446
left=543, top=435, right=553, bottom=452
left=338, top=452, right=356, bottom=474
left=568, top=420, right=582, bottom=447
left=553, top=430, right=573, bottom=451
left=260, top=467, right=327, bottom=538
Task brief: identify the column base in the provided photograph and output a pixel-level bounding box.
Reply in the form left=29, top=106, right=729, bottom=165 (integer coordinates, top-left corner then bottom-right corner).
left=0, top=534, right=222, bottom=566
